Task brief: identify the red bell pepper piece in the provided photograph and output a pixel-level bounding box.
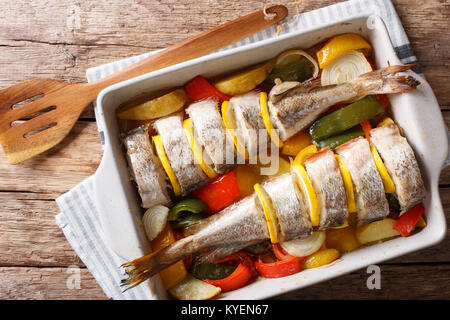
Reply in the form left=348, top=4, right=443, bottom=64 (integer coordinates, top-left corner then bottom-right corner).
left=254, top=255, right=303, bottom=278
left=360, top=120, right=373, bottom=142
left=393, top=203, right=425, bottom=237
left=271, top=243, right=296, bottom=261
left=214, top=251, right=255, bottom=274
left=191, top=171, right=241, bottom=215
left=203, top=263, right=253, bottom=292
left=376, top=94, right=388, bottom=109
left=184, top=75, right=230, bottom=103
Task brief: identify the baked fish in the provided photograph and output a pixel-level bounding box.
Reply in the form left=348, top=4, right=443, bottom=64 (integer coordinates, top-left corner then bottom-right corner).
left=153, top=113, right=209, bottom=196
left=268, top=65, right=420, bottom=141
left=186, top=99, right=236, bottom=174
left=122, top=124, right=171, bottom=208
left=304, top=148, right=348, bottom=229
left=336, top=137, right=389, bottom=226
left=370, top=123, right=426, bottom=214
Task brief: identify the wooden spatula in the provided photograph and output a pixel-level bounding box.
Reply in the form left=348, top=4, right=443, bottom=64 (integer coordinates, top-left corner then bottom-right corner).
left=0, top=6, right=287, bottom=165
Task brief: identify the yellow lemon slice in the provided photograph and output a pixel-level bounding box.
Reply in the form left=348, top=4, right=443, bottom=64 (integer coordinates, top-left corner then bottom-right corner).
left=292, top=163, right=319, bottom=227
left=152, top=135, right=181, bottom=196
left=254, top=183, right=279, bottom=243
left=221, top=100, right=248, bottom=159
left=377, top=117, right=395, bottom=128
left=335, top=154, right=357, bottom=213
left=371, top=145, right=396, bottom=194
left=293, top=144, right=318, bottom=166
left=317, top=33, right=372, bottom=69
left=259, top=92, right=283, bottom=148
left=182, top=119, right=217, bottom=179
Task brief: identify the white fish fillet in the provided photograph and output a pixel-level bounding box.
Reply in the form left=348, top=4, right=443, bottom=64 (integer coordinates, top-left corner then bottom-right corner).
left=370, top=123, right=426, bottom=214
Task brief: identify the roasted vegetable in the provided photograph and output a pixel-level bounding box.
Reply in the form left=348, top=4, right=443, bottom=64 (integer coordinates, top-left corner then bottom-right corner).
left=280, top=231, right=325, bottom=257
left=393, top=204, right=425, bottom=237
left=317, top=126, right=364, bottom=150
left=281, top=131, right=312, bottom=156
left=321, top=50, right=372, bottom=86
left=356, top=218, right=400, bottom=244
left=214, top=59, right=275, bottom=96
left=142, top=205, right=169, bottom=241
left=168, top=198, right=208, bottom=221
left=169, top=274, right=221, bottom=300
left=185, top=75, right=230, bottom=103
left=316, top=33, right=372, bottom=69
left=309, top=95, right=384, bottom=142
left=326, top=227, right=360, bottom=253
left=117, top=88, right=187, bottom=120
left=303, top=248, right=340, bottom=269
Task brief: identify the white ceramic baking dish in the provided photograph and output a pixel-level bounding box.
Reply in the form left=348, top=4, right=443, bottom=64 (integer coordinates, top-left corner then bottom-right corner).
left=93, top=13, right=448, bottom=300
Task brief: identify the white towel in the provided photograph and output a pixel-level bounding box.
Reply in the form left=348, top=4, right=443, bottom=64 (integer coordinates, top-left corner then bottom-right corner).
left=56, top=0, right=419, bottom=300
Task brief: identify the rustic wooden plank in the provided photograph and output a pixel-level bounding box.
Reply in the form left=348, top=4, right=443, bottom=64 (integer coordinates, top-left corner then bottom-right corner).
left=0, top=192, right=83, bottom=267
left=0, top=121, right=102, bottom=196
left=0, top=267, right=107, bottom=300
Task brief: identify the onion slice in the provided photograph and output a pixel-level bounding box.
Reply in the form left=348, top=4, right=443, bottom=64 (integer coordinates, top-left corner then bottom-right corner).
left=142, top=205, right=169, bottom=241
left=275, top=49, right=319, bottom=83
left=321, top=50, right=372, bottom=86
left=280, top=231, right=325, bottom=257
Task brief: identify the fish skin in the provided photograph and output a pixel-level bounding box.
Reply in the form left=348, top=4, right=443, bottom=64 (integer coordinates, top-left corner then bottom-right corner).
left=229, top=91, right=267, bottom=157
left=123, top=195, right=269, bottom=281
left=268, top=65, right=420, bottom=141
left=304, top=149, right=348, bottom=229
left=370, top=123, right=426, bottom=214
left=336, top=137, right=389, bottom=226
left=153, top=113, right=209, bottom=196
left=186, top=99, right=237, bottom=174
left=260, top=173, right=312, bottom=241
left=121, top=124, right=171, bottom=208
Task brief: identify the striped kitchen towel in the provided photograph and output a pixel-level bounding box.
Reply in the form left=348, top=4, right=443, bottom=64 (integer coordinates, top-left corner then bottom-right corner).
left=56, top=0, right=420, bottom=300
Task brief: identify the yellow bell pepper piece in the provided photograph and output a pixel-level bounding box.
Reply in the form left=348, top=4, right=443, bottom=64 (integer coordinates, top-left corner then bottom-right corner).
left=152, top=135, right=181, bottom=196
left=293, top=144, right=318, bottom=166
left=416, top=216, right=427, bottom=228
left=214, top=59, right=275, bottom=96
left=326, top=227, right=360, bottom=253
left=335, top=154, right=357, bottom=213
left=254, top=183, right=279, bottom=243
left=234, top=165, right=261, bottom=198
left=117, top=88, right=187, bottom=120
left=370, top=145, right=396, bottom=194
left=151, top=224, right=187, bottom=290
left=259, top=92, right=283, bottom=148
left=317, top=34, right=372, bottom=69
left=183, top=119, right=218, bottom=179
left=303, top=248, right=340, bottom=269
left=281, top=131, right=312, bottom=156
left=221, top=101, right=248, bottom=159
left=377, top=117, right=395, bottom=127
left=292, top=162, right=319, bottom=227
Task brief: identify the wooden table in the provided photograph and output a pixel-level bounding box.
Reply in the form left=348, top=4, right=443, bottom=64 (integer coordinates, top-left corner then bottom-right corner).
left=0, top=0, right=448, bottom=299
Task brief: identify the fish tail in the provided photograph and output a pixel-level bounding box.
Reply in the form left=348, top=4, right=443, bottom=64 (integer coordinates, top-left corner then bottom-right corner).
left=357, top=64, right=420, bottom=95
left=121, top=238, right=192, bottom=291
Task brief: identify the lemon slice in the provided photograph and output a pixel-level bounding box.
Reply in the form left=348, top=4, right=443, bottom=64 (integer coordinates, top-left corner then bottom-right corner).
left=371, top=145, right=396, bottom=194
left=292, top=163, right=319, bottom=227
left=221, top=100, right=248, bottom=159
left=182, top=119, right=217, bottom=179
left=259, top=92, right=283, bottom=148
left=377, top=117, right=395, bottom=127
left=335, top=154, right=357, bottom=213
left=254, top=183, right=279, bottom=243
left=293, top=144, right=318, bottom=166
left=317, top=33, right=372, bottom=69
left=152, top=135, right=181, bottom=196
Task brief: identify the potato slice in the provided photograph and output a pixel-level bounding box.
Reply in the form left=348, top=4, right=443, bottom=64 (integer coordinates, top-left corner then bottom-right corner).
left=169, top=274, right=221, bottom=300
left=117, top=88, right=187, bottom=120
left=356, top=218, right=401, bottom=245
left=214, top=60, right=275, bottom=96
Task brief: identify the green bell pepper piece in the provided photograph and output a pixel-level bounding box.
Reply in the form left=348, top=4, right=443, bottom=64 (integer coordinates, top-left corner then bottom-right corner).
left=309, top=95, right=384, bottom=142
left=264, top=57, right=313, bottom=85
left=190, top=256, right=237, bottom=280
left=168, top=198, right=208, bottom=221
left=170, top=212, right=205, bottom=230
left=317, top=126, right=364, bottom=150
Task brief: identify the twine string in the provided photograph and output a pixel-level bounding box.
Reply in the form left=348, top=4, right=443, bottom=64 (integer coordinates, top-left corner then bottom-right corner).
left=263, top=1, right=303, bottom=36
